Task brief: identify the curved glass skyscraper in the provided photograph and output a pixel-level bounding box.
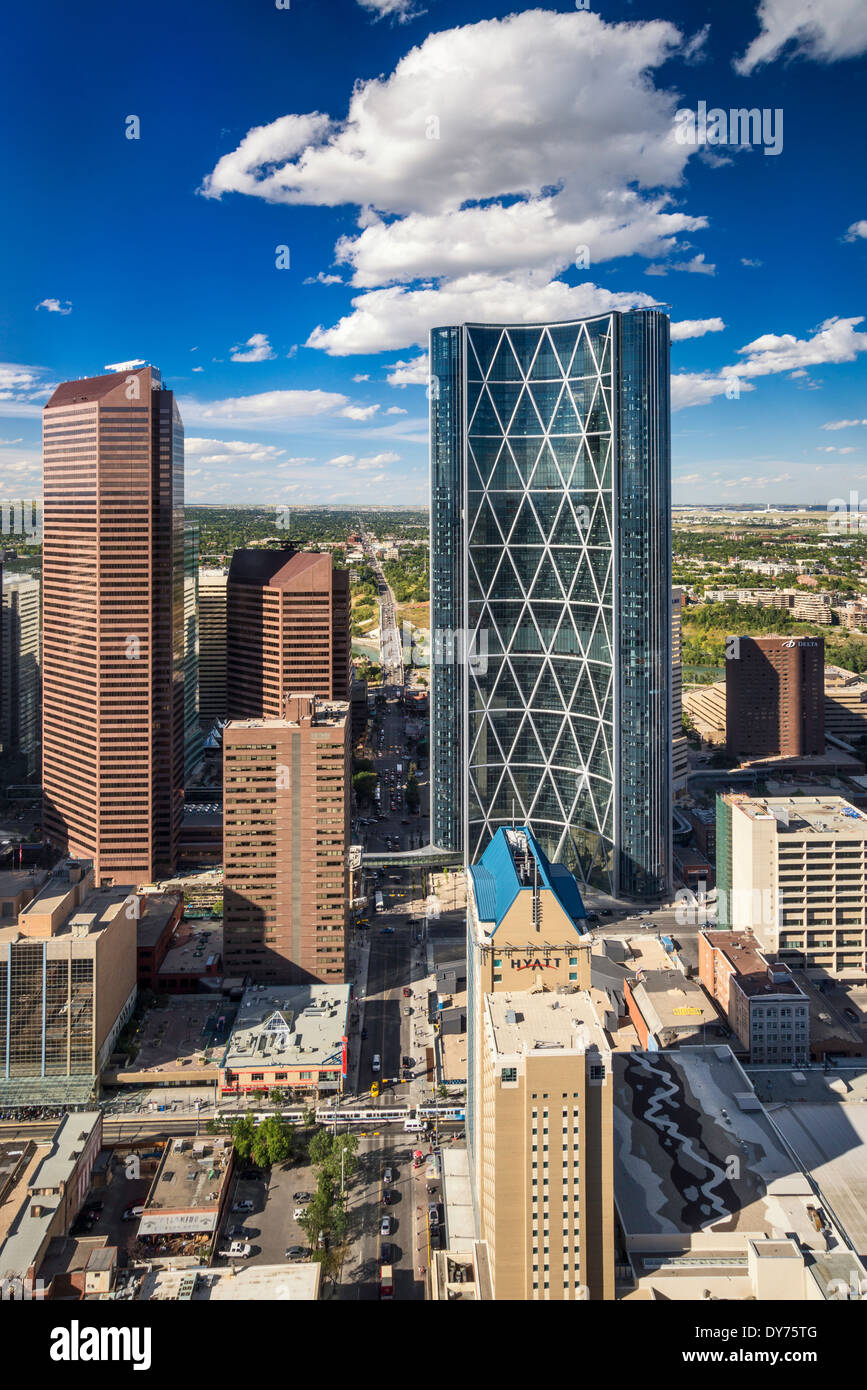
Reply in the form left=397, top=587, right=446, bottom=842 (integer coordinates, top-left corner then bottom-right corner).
left=430, top=310, right=671, bottom=898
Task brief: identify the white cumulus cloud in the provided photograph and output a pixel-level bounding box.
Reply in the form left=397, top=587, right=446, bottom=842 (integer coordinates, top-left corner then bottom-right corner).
left=735, top=0, right=867, bottom=73
left=671, top=317, right=726, bottom=341
left=230, top=332, right=276, bottom=362
left=35, top=298, right=72, bottom=315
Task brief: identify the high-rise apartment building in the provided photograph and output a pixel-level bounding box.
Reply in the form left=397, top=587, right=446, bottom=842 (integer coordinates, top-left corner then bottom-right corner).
left=726, top=635, right=824, bottom=758
left=671, top=587, right=688, bottom=795
left=0, top=574, right=41, bottom=782
left=466, top=825, right=613, bottom=1300
left=227, top=549, right=350, bottom=720
left=41, top=363, right=184, bottom=883
left=716, top=792, right=867, bottom=978
left=198, top=568, right=228, bottom=724
left=431, top=310, right=671, bottom=896
left=183, top=522, right=202, bottom=781
left=223, top=695, right=349, bottom=983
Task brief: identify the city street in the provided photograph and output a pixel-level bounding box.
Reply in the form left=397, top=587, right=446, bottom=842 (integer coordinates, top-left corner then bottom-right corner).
left=353, top=691, right=429, bottom=853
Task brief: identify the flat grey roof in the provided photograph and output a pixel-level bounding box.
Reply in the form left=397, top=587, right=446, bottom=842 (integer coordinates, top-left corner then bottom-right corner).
left=613, top=1048, right=830, bottom=1248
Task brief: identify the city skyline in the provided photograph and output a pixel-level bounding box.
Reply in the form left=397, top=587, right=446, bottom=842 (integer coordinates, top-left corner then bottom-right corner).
left=0, top=0, right=865, bottom=506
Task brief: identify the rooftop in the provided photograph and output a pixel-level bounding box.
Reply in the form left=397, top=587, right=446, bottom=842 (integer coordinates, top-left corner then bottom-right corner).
left=0, top=1113, right=101, bottom=1282
left=628, top=970, right=718, bottom=1031
left=159, top=922, right=223, bottom=977
left=468, top=825, right=587, bottom=935
left=725, top=793, right=867, bottom=837
left=613, top=1047, right=841, bottom=1251
left=139, top=1261, right=321, bottom=1301
left=136, top=892, right=183, bottom=949
left=224, top=984, right=350, bottom=1071
left=702, top=931, right=806, bottom=999
left=485, top=987, right=609, bottom=1060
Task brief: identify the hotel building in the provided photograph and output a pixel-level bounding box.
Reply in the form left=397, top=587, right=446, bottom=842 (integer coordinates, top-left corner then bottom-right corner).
left=466, top=825, right=613, bottom=1300
left=726, top=635, right=824, bottom=758
left=431, top=310, right=671, bottom=896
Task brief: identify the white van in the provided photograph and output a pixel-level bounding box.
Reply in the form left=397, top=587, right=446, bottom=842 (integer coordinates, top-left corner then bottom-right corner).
left=372, top=1054, right=381, bottom=1072
left=403, top=1119, right=424, bottom=1132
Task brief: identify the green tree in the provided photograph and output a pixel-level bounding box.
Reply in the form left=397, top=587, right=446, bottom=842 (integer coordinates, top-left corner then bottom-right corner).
left=230, top=1112, right=256, bottom=1160
left=308, top=1128, right=333, bottom=1169
left=251, top=1114, right=293, bottom=1168
left=352, top=771, right=378, bottom=803
left=405, top=770, right=420, bottom=813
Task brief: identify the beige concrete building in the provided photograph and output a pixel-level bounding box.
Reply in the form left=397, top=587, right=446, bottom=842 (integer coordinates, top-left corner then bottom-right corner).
left=467, top=826, right=613, bottom=1301
left=824, top=664, right=867, bottom=742
left=671, top=587, right=689, bottom=794
left=198, top=568, right=228, bottom=725
left=717, top=792, right=867, bottom=979
left=0, top=861, right=137, bottom=1101
left=223, top=695, right=349, bottom=983
left=683, top=680, right=727, bottom=745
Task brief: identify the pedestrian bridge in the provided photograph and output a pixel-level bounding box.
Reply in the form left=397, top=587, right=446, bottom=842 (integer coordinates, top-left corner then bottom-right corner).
left=362, top=846, right=463, bottom=870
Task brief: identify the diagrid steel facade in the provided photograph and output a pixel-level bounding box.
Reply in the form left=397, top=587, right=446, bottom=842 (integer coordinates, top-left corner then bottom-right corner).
left=430, top=310, right=671, bottom=897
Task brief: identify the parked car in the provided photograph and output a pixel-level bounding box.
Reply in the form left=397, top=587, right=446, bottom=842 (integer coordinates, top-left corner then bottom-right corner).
left=404, top=1006, right=413, bottom=1016
left=232, top=1199, right=254, bottom=1213
left=225, top=1241, right=252, bottom=1259
left=382, top=1190, right=393, bottom=1205
left=402, top=987, right=412, bottom=998
left=122, top=1205, right=145, bottom=1222
left=285, top=1246, right=306, bottom=1260
left=383, top=1166, right=394, bottom=1184
left=227, top=1224, right=248, bottom=1238
left=293, top=1207, right=305, bottom=1220
left=428, top=1204, right=440, bottom=1224
left=372, top=1054, right=381, bottom=1072
left=381, top=926, right=395, bottom=935
left=380, top=1215, right=392, bottom=1237
left=292, top=1191, right=311, bottom=1202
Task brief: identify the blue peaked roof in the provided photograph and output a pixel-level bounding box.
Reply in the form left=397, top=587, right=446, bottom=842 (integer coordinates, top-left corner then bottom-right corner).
left=468, top=826, right=588, bottom=935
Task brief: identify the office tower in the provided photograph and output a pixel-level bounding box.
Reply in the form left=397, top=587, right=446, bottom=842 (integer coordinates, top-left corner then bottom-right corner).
left=671, top=587, right=688, bottom=795
left=223, top=695, right=349, bottom=983
left=726, top=635, right=824, bottom=758
left=183, top=522, right=202, bottom=780
left=0, top=574, right=41, bottom=783
left=698, top=930, right=809, bottom=1065
left=466, top=825, right=613, bottom=1300
left=0, top=859, right=136, bottom=1095
left=431, top=310, right=671, bottom=897
left=227, top=549, right=351, bottom=719
left=42, top=363, right=184, bottom=883
left=716, top=792, right=867, bottom=977
left=199, top=568, right=228, bottom=724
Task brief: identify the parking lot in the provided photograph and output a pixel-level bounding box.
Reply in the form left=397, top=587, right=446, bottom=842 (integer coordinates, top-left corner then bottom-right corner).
left=213, top=1154, right=320, bottom=1267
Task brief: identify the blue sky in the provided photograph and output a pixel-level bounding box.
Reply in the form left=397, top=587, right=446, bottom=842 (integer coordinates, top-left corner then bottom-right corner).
left=1, top=0, right=865, bottom=506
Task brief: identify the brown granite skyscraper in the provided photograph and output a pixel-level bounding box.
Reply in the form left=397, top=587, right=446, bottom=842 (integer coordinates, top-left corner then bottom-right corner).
left=227, top=549, right=350, bottom=719
left=42, top=364, right=184, bottom=882
left=726, top=634, right=824, bottom=758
